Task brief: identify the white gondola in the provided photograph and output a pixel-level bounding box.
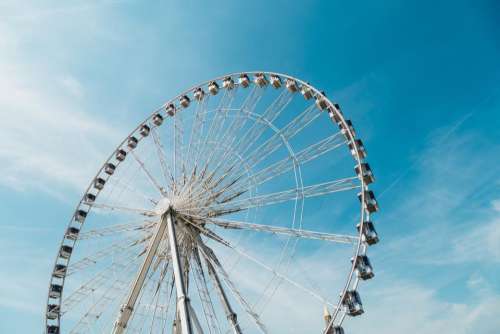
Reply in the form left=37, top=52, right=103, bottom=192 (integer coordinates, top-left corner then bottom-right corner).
left=343, top=290, right=364, bottom=316
left=53, top=264, right=67, bottom=279
left=140, top=124, right=150, bottom=137
left=152, top=113, right=163, bottom=126
left=285, top=78, right=298, bottom=92
left=85, top=193, right=96, bottom=203
left=254, top=73, right=267, bottom=87
left=222, top=76, right=235, bottom=90
left=116, top=149, right=127, bottom=162
left=208, top=81, right=219, bottom=95
left=239, top=74, right=250, bottom=87
left=75, top=210, right=87, bottom=223
left=270, top=74, right=282, bottom=88
left=47, top=325, right=59, bottom=334
left=104, top=163, right=116, bottom=175
left=339, top=119, right=356, bottom=138
left=59, top=245, right=73, bottom=259
left=355, top=163, right=375, bottom=184
left=166, top=103, right=176, bottom=116
left=127, top=136, right=138, bottom=149
left=353, top=255, right=374, bottom=280
left=329, top=103, right=343, bottom=122
left=49, top=284, right=63, bottom=299
left=193, top=87, right=205, bottom=101
left=66, top=227, right=80, bottom=241
left=357, top=221, right=379, bottom=245
left=94, top=177, right=105, bottom=190
left=301, top=84, right=313, bottom=100
left=315, top=92, right=328, bottom=110
left=180, top=95, right=190, bottom=108
left=47, top=304, right=60, bottom=320
left=358, top=190, right=379, bottom=213
left=349, top=139, right=367, bottom=159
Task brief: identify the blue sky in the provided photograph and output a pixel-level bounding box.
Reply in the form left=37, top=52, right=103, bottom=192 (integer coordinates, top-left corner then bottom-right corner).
left=0, top=0, right=499, bottom=333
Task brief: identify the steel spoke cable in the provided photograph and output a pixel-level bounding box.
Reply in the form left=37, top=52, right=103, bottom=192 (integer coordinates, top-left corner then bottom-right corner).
left=191, top=250, right=221, bottom=334
left=196, top=131, right=347, bottom=208
left=62, top=246, right=143, bottom=314
left=199, top=86, right=264, bottom=182
left=181, top=177, right=359, bottom=214
left=208, top=90, right=292, bottom=186
left=184, top=215, right=358, bottom=244
left=130, top=150, right=168, bottom=197
left=68, top=255, right=144, bottom=333
left=197, top=241, right=267, bottom=334
left=67, top=235, right=149, bottom=275
left=184, top=95, right=210, bottom=188
left=76, top=220, right=156, bottom=240
left=221, top=236, right=336, bottom=309
left=178, top=140, right=255, bottom=211
left=194, top=89, right=238, bottom=189
left=150, top=126, right=176, bottom=195
left=84, top=202, right=156, bottom=217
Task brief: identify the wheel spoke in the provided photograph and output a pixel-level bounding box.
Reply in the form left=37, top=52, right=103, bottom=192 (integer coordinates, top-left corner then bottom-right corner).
left=227, top=88, right=292, bottom=168
left=150, top=126, right=176, bottom=194
left=67, top=235, right=150, bottom=275
left=197, top=239, right=267, bottom=333
left=192, top=249, right=222, bottom=334
left=68, top=256, right=143, bottom=333
left=189, top=216, right=358, bottom=244
left=180, top=177, right=359, bottom=214
left=184, top=95, right=210, bottom=187
left=130, top=150, right=168, bottom=197
left=62, top=247, right=143, bottom=314
left=191, top=132, right=346, bottom=205
left=77, top=220, right=156, bottom=240
left=217, top=234, right=337, bottom=309
left=86, top=202, right=156, bottom=216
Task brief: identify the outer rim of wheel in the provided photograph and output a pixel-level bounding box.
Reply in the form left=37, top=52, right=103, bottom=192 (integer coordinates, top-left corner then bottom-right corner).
left=45, top=71, right=374, bottom=333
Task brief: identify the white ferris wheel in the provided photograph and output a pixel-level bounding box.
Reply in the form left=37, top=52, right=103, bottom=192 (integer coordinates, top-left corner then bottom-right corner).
left=46, top=72, right=379, bottom=334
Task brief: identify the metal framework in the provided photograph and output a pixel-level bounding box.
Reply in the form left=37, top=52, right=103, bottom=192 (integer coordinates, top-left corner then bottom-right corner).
left=45, top=71, right=379, bottom=334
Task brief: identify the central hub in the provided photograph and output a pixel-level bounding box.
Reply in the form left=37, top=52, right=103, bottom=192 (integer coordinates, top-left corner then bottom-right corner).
left=153, top=197, right=172, bottom=216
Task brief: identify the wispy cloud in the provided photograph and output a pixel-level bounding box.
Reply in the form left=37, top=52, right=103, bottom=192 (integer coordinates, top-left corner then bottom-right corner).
left=350, top=274, right=500, bottom=334
left=0, top=47, right=122, bottom=200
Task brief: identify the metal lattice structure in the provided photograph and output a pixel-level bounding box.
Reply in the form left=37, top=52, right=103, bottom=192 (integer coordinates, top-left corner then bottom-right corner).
left=46, top=72, right=379, bottom=334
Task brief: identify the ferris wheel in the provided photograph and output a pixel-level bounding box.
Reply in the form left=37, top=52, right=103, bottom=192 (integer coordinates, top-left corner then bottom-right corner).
left=45, top=72, right=379, bottom=334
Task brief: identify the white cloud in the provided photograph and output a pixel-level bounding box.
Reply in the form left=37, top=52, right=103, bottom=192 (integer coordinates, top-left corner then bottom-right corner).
left=58, top=75, right=85, bottom=99
left=349, top=275, right=500, bottom=334
left=450, top=205, right=500, bottom=263
left=0, top=43, right=122, bottom=199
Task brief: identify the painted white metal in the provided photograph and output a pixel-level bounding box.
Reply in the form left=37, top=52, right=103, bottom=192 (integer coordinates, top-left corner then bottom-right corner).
left=46, top=71, right=375, bottom=333
left=199, top=217, right=358, bottom=244
left=166, top=211, right=193, bottom=334
left=112, top=212, right=169, bottom=334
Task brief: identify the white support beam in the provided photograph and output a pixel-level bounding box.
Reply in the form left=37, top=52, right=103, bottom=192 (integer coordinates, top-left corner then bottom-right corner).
left=201, top=218, right=358, bottom=244
left=205, top=257, right=242, bottom=334
left=166, top=210, right=194, bottom=334
left=112, top=212, right=169, bottom=334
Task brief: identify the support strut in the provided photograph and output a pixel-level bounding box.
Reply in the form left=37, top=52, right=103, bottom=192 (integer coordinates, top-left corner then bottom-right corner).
left=166, top=210, right=194, bottom=334
left=197, top=239, right=242, bottom=334
left=112, top=211, right=169, bottom=334
left=112, top=209, right=193, bottom=334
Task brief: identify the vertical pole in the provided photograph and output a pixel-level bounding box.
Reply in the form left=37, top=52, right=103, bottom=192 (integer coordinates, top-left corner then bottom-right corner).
left=166, top=210, right=193, bottom=334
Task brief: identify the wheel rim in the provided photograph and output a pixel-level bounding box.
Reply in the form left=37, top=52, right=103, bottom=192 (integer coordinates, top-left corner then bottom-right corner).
left=45, top=71, right=379, bottom=334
